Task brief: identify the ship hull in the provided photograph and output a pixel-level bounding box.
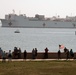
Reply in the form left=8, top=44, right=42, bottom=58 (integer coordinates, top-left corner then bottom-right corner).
left=1, top=19, right=76, bottom=28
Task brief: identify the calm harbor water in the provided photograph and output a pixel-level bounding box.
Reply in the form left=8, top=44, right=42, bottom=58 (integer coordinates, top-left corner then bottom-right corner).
left=0, top=27, right=76, bottom=52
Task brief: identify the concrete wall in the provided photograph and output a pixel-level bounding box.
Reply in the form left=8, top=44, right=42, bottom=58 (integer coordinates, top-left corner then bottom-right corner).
left=11, top=52, right=76, bottom=59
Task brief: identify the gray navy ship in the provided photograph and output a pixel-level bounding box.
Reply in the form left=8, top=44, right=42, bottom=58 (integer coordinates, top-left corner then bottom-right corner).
left=0, top=13, right=76, bottom=28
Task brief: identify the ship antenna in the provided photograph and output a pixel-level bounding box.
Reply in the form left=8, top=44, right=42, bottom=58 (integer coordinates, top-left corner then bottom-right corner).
left=19, top=10, right=21, bottom=15
left=13, top=9, right=15, bottom=14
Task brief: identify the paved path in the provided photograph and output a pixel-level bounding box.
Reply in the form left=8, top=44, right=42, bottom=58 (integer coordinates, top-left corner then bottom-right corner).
left=0, top=59, right=75, bottom=61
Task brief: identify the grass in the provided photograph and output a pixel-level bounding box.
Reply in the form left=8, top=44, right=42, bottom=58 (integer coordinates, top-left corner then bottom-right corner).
left=0, top=60, right=76, bottom=75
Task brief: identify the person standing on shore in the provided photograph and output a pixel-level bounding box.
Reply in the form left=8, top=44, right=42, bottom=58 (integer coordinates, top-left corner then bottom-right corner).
left=70, top=49, right=74, bottom=59
left=35, top=48, right=38, bottom=59
left=58, top=50, right=61, bottom=59
left=18, top=48, right=21, bottom=59
left=44, top=47, right=49, bottom=59
left=0, top=47, right=3, bottom=59
left=8, top=50, right=12, bottom=62
left=24, top=50, right=27, bottom=59
left=64, top=47, right=69, bottom=60
left=2, top=51, right=6, bottom=62
left=32, top=48, right=35, bottom=59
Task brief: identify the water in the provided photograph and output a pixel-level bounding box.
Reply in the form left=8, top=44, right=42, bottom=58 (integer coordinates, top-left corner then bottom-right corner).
left=0, top=27, right=76, bottom=52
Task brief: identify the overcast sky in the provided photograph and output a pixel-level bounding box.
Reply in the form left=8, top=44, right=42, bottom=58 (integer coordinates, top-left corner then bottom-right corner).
left=0, top=0, right=76, bottom=18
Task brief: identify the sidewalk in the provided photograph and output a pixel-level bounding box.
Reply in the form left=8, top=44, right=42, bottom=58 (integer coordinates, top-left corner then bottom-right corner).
left=0, top=59, right=75, bottom=61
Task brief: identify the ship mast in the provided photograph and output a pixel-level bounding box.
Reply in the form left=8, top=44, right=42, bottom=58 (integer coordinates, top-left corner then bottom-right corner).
left=12, top=9, right=15, bottom=14
left=19, top=10, right=21, bottom=15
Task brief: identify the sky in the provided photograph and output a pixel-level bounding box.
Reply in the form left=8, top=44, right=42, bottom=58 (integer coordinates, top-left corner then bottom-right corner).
left=0, top=0, right=76, bottom=18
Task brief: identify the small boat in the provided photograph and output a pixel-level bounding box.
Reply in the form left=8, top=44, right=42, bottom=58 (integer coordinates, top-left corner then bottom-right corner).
left=14, top=29, right=20, bottom=33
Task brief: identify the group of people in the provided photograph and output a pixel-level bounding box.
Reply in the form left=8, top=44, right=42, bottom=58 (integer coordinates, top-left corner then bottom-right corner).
left=58, top=47, right=74, bottom=59
left=13, top=47, right=38, bottom=59
left=13, top=47, right=22, bottom=59
left=0, top=47, right=12, bottom=62
left=0, top=47, right=49, bottom=60
left=0, top=47, right=38, bottom=62
left=32, top=48, right=37, bottom=59
left=0, top=46, right=75, bottom=62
